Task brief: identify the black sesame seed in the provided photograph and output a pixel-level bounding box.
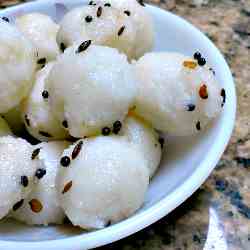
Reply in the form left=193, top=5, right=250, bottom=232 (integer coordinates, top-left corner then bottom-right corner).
left=198, top=57, right=206, bottom=66
left=104, top=3, right=111, bottom=7
left=76, top=40, right=92, bottom=54
left=60, top=156, right=71, bottom=167
left=158, top=138, right=165, bottom=149
left=21, top=176, right=29, bottom=187
left=60, top=42, right=66, bottom=52
left=39, top=131, right=52, bottom=138
left=137, top=0, right=145, bottom=6
left=113, top=120, right=122, bottom=134
left=42, top=90, right=49, bottom=99
left=31, top=148, right=41, bottom=160
left=97, top=6, right=102, bottom=17
left=24, top=114, right=30, bottom=126
left=193, top=51, right=202, bottom=60
left=2, top=17, right=9, bottom=22
left=124, top=10, right=131, bottom=16
left=62, top=120, right=68, bottom=128
left=209, top=67, right=216, bottom=75
left=221, top=88, right=226, bottom=107
left=13, top=199, right=24, bottom=211
left=196, top=121, right=201, bottom=131
left=72, top=141, right=83, bottom=160
left=102, top=127, right=111, bottom=136
left=118, top=26, right=125, bottom=36
left=85, top=15, right=93, bottom=23
left=37, top=58, right=46, bottom=65
left=35, top=168, right=46, bottom=179
left=187, top=104, right=196, bottom=112
left=89, top=1, right=96, bottom=5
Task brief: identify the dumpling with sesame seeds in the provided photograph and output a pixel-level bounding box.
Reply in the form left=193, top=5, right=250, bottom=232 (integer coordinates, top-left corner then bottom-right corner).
left=99, top=0, right=155, bottom=59
left=16, top=13, right=60, bottom=67
left=134, top=52, right=225, bottom=136
left=0, top=19, right=36, bottom=113
left=56, top=3, right=137, bottom=60
left=11, top=141, right=70, bottom=226
left=56, top=136, right=149, bottom=229
left=46, top=43, right=137, bottom=138
left=120, top=114, right=162, bottom=178
left=0, top=136, right=40, bottom=219
left=20, top=62, right=69, bottom=142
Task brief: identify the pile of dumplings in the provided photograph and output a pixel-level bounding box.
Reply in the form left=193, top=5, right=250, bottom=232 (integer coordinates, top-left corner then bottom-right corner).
left=0, top=0, right=225, bottom=230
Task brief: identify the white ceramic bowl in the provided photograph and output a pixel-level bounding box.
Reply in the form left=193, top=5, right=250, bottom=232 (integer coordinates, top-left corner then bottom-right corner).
left=0, top=1, right=236, bottom=249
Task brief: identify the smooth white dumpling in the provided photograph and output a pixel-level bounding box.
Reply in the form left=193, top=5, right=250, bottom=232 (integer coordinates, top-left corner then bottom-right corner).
left=134, top=52, right=225, bottom=136
left=3, top=106, right=24, bottom=135
left=0, top=19, right=36, bottom=113
left=12, top=141, right=69, bottom=226
left=21, top=62, right=69, bottom=141
left=0, top=116, right=12, bottom=137
left=57, top=3, right=136, bottom=60
left=121, top=114, right=162, bottom=178
left=99, top=0, right=154, bottom=59
left=16, top=13, right=60, bottom=65
left=0, top=136, right=39, bottom=219
left=46, top=44, right=137, bottom=138
left=57, top=136, right=149, bottom=229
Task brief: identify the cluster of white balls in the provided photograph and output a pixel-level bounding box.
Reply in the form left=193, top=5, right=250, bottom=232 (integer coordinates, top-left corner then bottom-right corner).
left=0, top=0, right=225, bottom=229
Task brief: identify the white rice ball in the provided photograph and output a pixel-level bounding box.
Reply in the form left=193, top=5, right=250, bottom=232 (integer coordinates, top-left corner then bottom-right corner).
left=134, top=52, right=225, bottom=136
left=57, top=4, right=136, bottom=60
left=99, top=0, right=154, bottom=59
left=0, top=116, right=12, bottom=137
left=46, top=44, right=137, bottom=138
left=21, top=62, right=69, bottom=141
left=57, top=136, right=149, bottom=229
left=3, top=106, right=24, bottom=135
left=121, top=114, right=162, bottom=178
left=16, top=13, right=60, bottom=65
left=0, top=19, right=36, bottom=113
left=12, top=141, right=69, bottom=226
left=0, top=136, right=39, bottom=219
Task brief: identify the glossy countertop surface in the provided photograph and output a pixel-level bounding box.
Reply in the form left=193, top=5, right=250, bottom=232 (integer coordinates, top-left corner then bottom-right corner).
left=1, top=0, right=249, bottom=249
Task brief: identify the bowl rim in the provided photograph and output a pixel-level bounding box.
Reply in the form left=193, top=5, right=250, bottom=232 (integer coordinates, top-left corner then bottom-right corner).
left=0, top=1, right=237, bottom=249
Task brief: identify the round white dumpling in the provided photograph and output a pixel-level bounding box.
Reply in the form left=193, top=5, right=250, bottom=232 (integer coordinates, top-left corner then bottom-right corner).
left=57, top=136, right=149, bottom=229
left=121, top=114, right=162, bottom=178
left=46, top=44, right=137, bottom=138
left=57, top=4, right=136, bottom=60
left=0, top=19, right=36, bottom=113
left=3, top=106, right=24, bottom=135
left=99, top=0, right=154, bottom=59
left=12, top=141, right=69, bottom=226
left=0, top=136, right=39, bottom=219
left=134, top=52, right=225, bottom=136
left=16, top=13, right=60, bottom=65
left=21, top=62, right=69, bottom=141
left=0, top=116, right=12, bottom=137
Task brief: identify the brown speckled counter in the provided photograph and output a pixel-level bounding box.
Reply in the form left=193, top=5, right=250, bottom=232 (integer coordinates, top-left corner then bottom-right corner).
left=1, top=0, right=249, bottom=249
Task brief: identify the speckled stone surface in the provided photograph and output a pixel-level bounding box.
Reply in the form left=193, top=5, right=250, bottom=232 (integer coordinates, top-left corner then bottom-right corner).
left=0, top=0, right=249, bottom=249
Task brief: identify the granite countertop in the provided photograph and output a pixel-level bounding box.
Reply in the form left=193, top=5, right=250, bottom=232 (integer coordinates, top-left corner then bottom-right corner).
left=0, top=0, right=249, bottom=249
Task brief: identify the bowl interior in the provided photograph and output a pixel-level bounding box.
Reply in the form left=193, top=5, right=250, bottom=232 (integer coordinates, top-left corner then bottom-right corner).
left=0, top=1, right=236, bottom=249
